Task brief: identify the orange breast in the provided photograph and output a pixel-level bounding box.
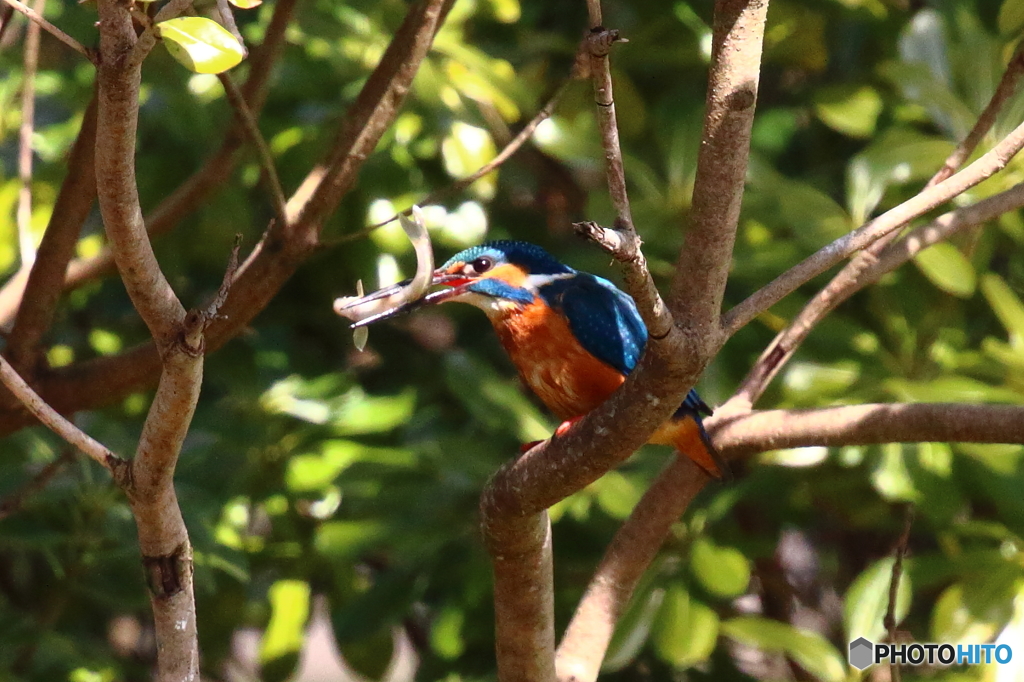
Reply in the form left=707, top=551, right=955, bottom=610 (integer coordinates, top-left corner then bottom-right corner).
left=492, top=300, right=626, bottom=420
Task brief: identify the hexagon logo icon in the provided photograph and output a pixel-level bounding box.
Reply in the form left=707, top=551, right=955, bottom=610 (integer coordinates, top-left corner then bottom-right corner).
left=849, top=637, right=874, bottom=670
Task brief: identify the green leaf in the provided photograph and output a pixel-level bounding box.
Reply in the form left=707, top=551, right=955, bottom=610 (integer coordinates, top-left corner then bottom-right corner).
left=981, top=274, right=1024, bottom=345
left=592, top=471, right=643, bottom=520
left=912, top=242, right=976, bottom=298
left=930, top=577, right=1017, bottom=644
left=331, top=388, right=417, bottom=435
left=690, top=538, right=751, bottom=599
left=315, top=520, right=387, bottom=560
left=999, top=0, right=1024, bottom=35
left=652, top=585, right=719, bottom=669
left=846, top=130, right=953, bottom=223
left=443, top=351, right=551, bottom=441
left=721, top=616, right=846, bottom=682
left=814, top=84, right=883, bottom=138
left=604, top=585, right=665, bottom=672
left=339, top=628, right=393, bottom=681
left=844, top=557, right=912, bottom=643
left=430, top=606, right=466, bottom=659
left=331, top=569, right=426, bottom=643
left=158, top=17, right=245, bottom=74
left=260, top=580, right=310, bottom=669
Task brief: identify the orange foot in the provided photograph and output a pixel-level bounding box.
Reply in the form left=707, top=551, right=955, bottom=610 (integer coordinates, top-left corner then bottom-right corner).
left=555, top=415, right=584, bottom=437
left=519, top=417, right=585, bottom=453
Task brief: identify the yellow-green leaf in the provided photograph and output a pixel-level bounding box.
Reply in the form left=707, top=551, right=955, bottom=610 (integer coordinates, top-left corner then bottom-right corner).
left=260, top=580, right=310, bottom=663
left=653, top=585, right=719, bottom=669
left=981, top=273, right=1024, bottom=344
left=814, top=84, right=883, bottom=138
left=844, top=557, right=911, bottom=643
left=690, top=537, right=751, bottom=598
left=722, top=617, right=846, bottom=682
left=912, top=242, right=976, bottom=298
left=999, top=0, right=1024, bottom=35
left=158, top=17, right=245, bottom=74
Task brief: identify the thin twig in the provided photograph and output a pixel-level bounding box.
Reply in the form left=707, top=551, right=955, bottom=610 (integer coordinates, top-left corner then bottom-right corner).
left=286, top=0, right=455, bottom=232
left=581, top=23, right=675, bottom=339
left=16, top=0, right=44, bottom=269
left=0, top=354, right=126, bottom=475
left=555, top=456, right=709, bottom=682
left=869, top=182, right=1024, bottom=278
left=927, top=41, right=1024, bottom=187
left=727, top=179, right=1024, bottom=409
left=351, top=80, right=571, bottom=238
left=0, top=450, right=74, bottom=521
left=727, top=51, right=1024, bottom=408
left=203, top=233, right=243, bottom=320
left=218, top=73, right=287, bottom=225
left=129, top=0, right=193, bottom=67
left=0, top=0, right=93, bottom=60
left=727, top=175, right=1022, bottom=410
left=723, top=114, right=1024, bottom=338
left=884, top=504, right=915, bottom=682
left=214, top=0, right=245, bottom=54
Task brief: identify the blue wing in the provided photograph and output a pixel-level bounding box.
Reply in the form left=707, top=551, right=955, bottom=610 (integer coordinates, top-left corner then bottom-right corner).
left=541, top=273, right=648, bottom=376
left=541, top=273, right=714, bottom=420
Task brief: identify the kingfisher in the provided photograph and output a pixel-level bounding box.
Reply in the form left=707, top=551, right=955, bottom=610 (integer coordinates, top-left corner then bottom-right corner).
left=356, top=240, right=724, bottom=477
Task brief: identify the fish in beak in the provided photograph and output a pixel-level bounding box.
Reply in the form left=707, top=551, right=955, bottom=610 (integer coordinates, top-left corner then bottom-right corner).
left=344, top=271, right=472, bottom=328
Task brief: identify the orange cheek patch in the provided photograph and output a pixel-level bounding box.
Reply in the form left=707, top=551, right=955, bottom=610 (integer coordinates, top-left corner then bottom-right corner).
left=482, top=263, right=529, bottom=287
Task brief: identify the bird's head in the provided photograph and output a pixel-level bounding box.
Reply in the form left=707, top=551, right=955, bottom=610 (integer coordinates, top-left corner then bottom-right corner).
left=352, top=241, right=574, bottom=326
left=430, top=241, right=574, bottom=314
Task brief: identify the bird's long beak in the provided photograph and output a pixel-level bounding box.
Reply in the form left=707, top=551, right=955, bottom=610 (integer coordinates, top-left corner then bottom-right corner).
left=348, top=271, right=469, bottom=328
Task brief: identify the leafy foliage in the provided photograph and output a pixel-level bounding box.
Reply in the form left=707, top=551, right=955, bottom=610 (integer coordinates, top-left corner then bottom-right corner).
left=2, top=0, right=1024, bottom=680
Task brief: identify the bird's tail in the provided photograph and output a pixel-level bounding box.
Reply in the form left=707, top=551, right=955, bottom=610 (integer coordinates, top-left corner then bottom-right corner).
left=651, top=413, right=728, bottom=479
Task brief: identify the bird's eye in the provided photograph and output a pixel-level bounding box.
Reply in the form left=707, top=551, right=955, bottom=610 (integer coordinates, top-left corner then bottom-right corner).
left=467, top=256, right=494, bottom=275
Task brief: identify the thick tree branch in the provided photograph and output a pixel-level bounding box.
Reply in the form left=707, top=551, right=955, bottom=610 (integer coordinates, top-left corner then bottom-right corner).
left=0, top=0, right=299, bottom=328
left=0, top=0, right=454, bottom=437
left=96, top=0, right=186, bottom=344
left=126, top=343, right=203, bottom=682
left=485, top=511, right=556, bottom=682
left=0, top=0, right=92, bottom=60
left=7, top=95, right=98, bottom=372
left=556, top=456, right=709, bottom=682
left=723, top=115, right=1024, bottom=337
left=480, top=335, right=695, bottom=681
left=671, top=0, right=768, bottom=343
left=709, top=403, right=1024, bottom=458
left=482, top=2, right=768, bottom=677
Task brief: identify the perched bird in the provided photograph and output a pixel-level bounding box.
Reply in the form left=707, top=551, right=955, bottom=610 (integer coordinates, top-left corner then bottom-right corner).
left=360, top=240, right=724, bottom=477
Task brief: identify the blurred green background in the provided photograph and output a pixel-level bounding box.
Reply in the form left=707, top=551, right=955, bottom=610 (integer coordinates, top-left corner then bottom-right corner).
left=2, top=0, right=1024, bottom=680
